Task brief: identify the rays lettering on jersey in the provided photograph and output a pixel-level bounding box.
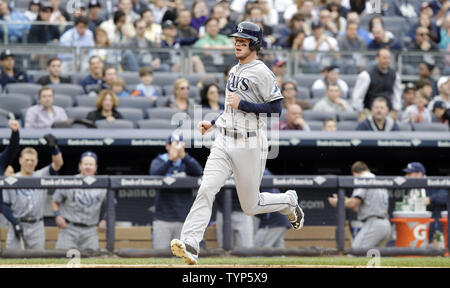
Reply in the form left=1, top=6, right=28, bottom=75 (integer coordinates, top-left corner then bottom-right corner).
left=17, top=189, right=34, bottom=197
left=227, top=73, right=250, bottom=92
left=72, top=191, right=101, bottom=207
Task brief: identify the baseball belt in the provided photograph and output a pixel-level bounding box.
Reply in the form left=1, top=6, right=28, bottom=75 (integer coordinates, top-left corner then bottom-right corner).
left=219, top=127, right=257, bottom=139
left=361, top=216, right=386, bottom=223
left=64, top=218, right=96, bottom=228
left=19, top=217, right=43, bottom=224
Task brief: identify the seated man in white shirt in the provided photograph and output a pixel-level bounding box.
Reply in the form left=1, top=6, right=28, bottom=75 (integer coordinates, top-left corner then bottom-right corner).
left=25, top=86, right=68, bottom=129
left=313, top=83, right=353, bottom=113
left=302, top=20, right=339, bottom=73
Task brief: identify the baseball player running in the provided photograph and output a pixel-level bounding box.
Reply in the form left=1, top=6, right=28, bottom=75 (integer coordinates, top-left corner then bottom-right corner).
left=1, top=134, right=63, bottom=250
left=52, top=151, right=107, bottom=251
left=171, top=21, right=304, bottom=265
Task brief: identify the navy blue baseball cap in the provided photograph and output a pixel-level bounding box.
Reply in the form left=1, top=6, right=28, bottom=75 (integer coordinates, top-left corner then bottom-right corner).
left=80, top=151, right=98, bottom=162
left=433, top=101, right=446, bottom=112
left=167, top=132, right=183, bottom=144
left=402, top=162, right=426, bottom=174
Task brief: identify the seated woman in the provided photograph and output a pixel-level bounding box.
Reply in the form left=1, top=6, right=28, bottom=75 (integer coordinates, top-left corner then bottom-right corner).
left=200, top=83, right=224, bottom=111
left=87, top=89, right=123, bottom=123
left=168, top=78, right=196, bottom=112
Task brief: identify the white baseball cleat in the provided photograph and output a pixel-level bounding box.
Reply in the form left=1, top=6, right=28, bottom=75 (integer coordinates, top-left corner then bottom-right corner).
left=285, top=190, right=304, bottom=230
left=170, top=239, right=199, bottom=265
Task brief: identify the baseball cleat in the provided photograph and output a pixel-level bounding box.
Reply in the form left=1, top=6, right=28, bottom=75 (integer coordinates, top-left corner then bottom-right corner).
left=285, top=190, right=304, bottom=230
left=170, top=239, right=199, bottom=265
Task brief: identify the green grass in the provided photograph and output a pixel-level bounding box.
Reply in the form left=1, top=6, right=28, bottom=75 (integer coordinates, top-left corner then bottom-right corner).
left=0, top=257, right=449, bottom=267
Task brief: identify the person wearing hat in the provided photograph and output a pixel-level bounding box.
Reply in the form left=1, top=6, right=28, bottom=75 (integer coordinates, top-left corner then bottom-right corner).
left=0, top=50, right=32, bottom=89
left=87, top=0, right=104, bottom=32
left=2, top=135, right=63, bottom=250
left=312, top=64, right=349, bottom=98
left=0, top=0, right=31, bottom=43
left=52, top=151, right=108, bottom=251
left=402, top=82, right=416, bottom=110
left=28, top=2, right=61, bottom=44
left=149, top=132, right=203, bottom=249
left=428, top=76, right=450, bottom=111
left=402, top=162, right=448, bottom=246
left=302, top=20, right=339, bottom=73
left=25, top=0, right=41, bottom=21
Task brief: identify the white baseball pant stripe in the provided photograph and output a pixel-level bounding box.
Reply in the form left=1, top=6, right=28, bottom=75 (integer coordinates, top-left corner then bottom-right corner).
left=181, top=131, right=296, bottom=253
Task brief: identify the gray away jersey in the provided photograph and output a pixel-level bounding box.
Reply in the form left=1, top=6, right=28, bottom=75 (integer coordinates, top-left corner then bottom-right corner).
left=2, top=166, right=51, bottom=220
left=351, top=172, right=389, bottom=221
left=216, top=59, right=283, bottom=131
left=53, top=175, right=107, bottom=226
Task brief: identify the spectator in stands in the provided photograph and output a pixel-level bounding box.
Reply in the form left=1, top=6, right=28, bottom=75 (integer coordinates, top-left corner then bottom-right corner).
left=313, top=83, right=353, bottom=113
left=432, top=101, right=450, bottom=127
left=415, top=79, right=434, bottom=104
left=100, top=10, right=129, bottom=46
left=280, top=13, right=309, bottom=47
left=111, top=77, right=130, bottom=98
left=0, top=0, right=31, bottom=43
left=408, top=26, right=439, bottom=52
left=345, top=12, right=371, bottom=45
left=140, top=8, right=162, bottom=44
left=25, top=0, right=41, bottom=21
left=402, top=82, right=416, bottom=110
left=319, top=6, right=344, bottom=37
left=368, top=15, right=395, bottom=44
left=210, top=3, right=235, bottom=36
left=100, top=66, right=118, bottom=91
left=281, top=81, right=311, bottom=110
left=59, top=16, right=95, bottom=48
left=430, top=0, right=450, bottom=23
left=0, top=49, right=32, bottom=89
left=149, top=132, right=203, bottom=249
left=402, top=162, right=448, bottom=246
left=71, top=2, right=88, bottom=21
left=87, top=27, right=115, bottom=68
left=131, top=67, right=160, bottom=100
left=368, top=24, right=402, bottom=51
left=255, top=0, right=278, bottom=27
left=273, top=104, right=310, bottom=131
left=80, top=56, right=104, bottom=94
left=149, top=0, right=169, bottom=24
left=283, top=0, right=318, bottom=26
left=418, top=60, right=438, bottom=97
left=312, top=65, right=349, bottom=99
left=36, top=58, right=71, bottom=85
left=388, top=0, right=419, bottom=19
left=322, top=118, right=338, bottom=131
left=400, top=90, right=432, bottom=124
left=28, top=2, right=60, bottom=44
left=428, top=77, right=450, bottom=110
left=200, top=83, right=223, bottom=111
left=408, top=9, right=440, bottom=45
left=176, top=9, right=199, bottom=45
left=117, top=0, right=138, bottom=39
left=87, top=89, right=123, bottom=123
left=52, top=151, right=107, bottom=252
left=3, top=140, right=63, bottom=250
left=356, top=97, right=400, bottom=131
left=167, top=78, right=196, bottom=112
left=328, top=161, right=391, bottom=249
left=271, top=59, right=288, bottom=85
left=87, top=0, right=104, bottom=32
left=25, top=86, right=68, bottom=129
left=190, top=0, right=209, bottom=32
left=194, top=18, right=233, bottom=50
left=337, top=21, right=366, bottom=51
left=215, top=188, right=254, bottom=250
left=244, top=6, right=275, bottom=47
left=127, top=19, right=163, bottom=71
left=439, top=14, right=450, bottom=50
left=352, top=48, right=402, bottom=120
left=49, top=0, right=70, bottom=24
left=159, top=20, right=205, bottom=73
left=302, top=20, right=339, bottom=73
left=286, top=29, right=307, bottom=64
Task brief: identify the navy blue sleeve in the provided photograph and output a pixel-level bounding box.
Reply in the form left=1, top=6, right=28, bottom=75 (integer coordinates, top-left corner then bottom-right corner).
left=428, top=189, right=448, bottom=206
left=149, top=156, right=172, bottom=176
left=0, top=130, right=20, bottom=174
left=182, top=154, right=203, bottom=176
left=237, top=99, right=282, bottom=116
left=1, top=203, right=18, bottom=225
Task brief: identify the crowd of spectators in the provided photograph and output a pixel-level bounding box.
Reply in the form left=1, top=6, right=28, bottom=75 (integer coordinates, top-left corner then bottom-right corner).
left=0, top=0, right=449, bottom=131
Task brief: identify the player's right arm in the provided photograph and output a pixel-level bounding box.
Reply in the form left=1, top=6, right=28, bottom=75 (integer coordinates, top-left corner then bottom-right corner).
left=197, top=120, right=215, bottom=135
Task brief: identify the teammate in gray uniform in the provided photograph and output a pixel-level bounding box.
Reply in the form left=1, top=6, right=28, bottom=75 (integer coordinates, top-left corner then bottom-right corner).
left=328, top=161, right=391, bottom=249
left=171, top=21, right=304, bottom=265
left=52, top=151, right=107, bottom=251
left=2, top=135, right=64, bottom=250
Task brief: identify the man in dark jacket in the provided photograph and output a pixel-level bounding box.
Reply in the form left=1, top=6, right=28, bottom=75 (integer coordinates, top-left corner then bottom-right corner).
left=356, top=97, right=400, bottom=131
left=0, top=50, right=32, bottom=89
left=36, top=58, right=71, bottom=85
left=149, top=132, right=203, bottom=249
